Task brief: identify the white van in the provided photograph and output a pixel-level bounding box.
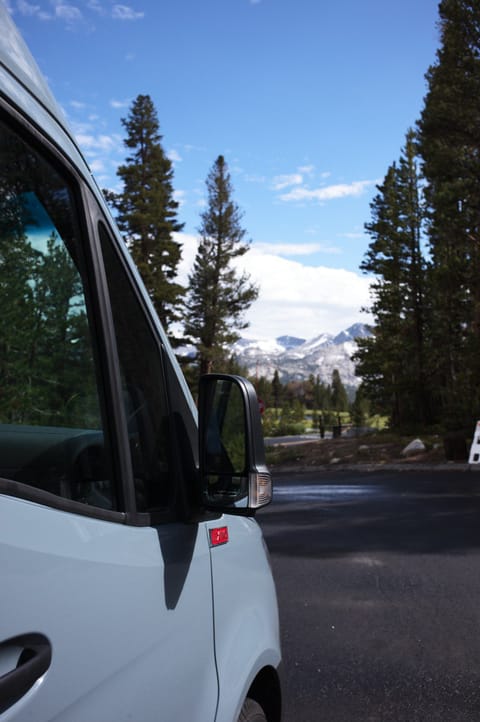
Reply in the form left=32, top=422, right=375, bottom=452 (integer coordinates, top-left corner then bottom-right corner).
left=0, top=5, right=282, bottom=721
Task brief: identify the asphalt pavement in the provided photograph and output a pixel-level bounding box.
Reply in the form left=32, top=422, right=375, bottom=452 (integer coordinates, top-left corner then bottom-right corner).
left=257, top=468, right=480, bottom=722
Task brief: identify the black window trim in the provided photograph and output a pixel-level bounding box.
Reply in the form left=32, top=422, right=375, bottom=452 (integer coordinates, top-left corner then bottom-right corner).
left=91, top=219, right=210, bottom=525
left=94, top=216, right=184, bottom=525
left=81, top=189, right=147, bottom=524
left=0, top=477, right=126, bottom=524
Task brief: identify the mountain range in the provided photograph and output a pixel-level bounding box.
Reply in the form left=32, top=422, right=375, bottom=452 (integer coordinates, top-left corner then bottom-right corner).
left=232, top=322, right=371, bottom=389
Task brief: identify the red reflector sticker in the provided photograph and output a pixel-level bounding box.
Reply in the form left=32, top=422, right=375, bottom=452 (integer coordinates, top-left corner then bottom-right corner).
left=209, top=526, right=229, bottom=547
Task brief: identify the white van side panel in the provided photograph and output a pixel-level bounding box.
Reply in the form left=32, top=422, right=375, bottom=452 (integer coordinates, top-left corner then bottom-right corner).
left=0, top=495, right=218, bottom=722
left=207, top=516, right=281, bottom=722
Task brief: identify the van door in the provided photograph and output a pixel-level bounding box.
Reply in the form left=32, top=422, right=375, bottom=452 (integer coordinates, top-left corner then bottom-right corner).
left=0, top=111, right=218, bottom=721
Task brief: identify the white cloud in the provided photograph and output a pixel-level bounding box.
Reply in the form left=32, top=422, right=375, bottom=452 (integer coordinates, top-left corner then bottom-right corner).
left=244, top=174, right=266, bottom=184
left=110, top=98, right=130, bottom=109
left=89, top=158, right=105, bottom=173
left=112, top=4, right=144, bottom=20
left=75, top=132, right=121, bottom=152
left=54, top=3, right=82, bottom=23
left=17, top=0, right=40, bottom=15
left=272, top=173, right=303, bottom=191
left=340, top=231, right=366, bottom=240
left=168, top=149, right=182, bottom=163
left=255, top=242, right=341, bottom=257
left=15, top=0, right=144, bottom=23
left=175, top=233, right=371, bottom=339
left=173, top=189, right=186, bottom=207
left=298, top=164, right=315, bottom=175
left=279, top=179, right=376, bottom=203
left=175, top=233, right=198, bottom=277
left=87, top=0, right=103, bottom=13
left=17, top=0, right=51, bottom=19
left=241, top=249, right=371, bottom=338
left=183, top=143, right=207, bottom=154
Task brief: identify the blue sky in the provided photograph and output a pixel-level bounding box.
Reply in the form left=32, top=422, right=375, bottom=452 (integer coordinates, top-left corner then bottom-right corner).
left=8, top=0, right=441, bottom=340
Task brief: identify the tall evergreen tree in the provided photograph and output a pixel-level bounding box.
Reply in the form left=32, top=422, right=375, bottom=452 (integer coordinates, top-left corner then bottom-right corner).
left=354, top=131, right=428, bottom=427
left=331, top=369, right=349, bottom=412
left=272, top=369, right=282, bottom=413
left=417, top=0, right=480, bottom=427
left=106, top=94, right=184, bottom=331
left=184, top=155, right=258, bottom=376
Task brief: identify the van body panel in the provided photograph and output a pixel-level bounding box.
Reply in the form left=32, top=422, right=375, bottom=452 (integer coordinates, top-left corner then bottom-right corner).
left=0, top=495, right=218, bottom=722
left=0, top=4, right=281, bottom=720
left=208, top=516, right=281, bottom=722
left=0, top=9, right=60, bottom=117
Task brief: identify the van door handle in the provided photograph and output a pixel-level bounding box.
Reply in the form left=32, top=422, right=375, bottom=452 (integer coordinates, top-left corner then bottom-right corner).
left=0, top=633, right=52, bottom=714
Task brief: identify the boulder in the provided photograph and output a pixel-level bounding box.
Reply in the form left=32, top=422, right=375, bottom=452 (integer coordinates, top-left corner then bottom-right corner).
left=401, top=438, right=426, bottom=457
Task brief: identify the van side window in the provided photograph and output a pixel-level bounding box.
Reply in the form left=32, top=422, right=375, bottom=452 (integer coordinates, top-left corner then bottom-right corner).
left=98, top=224, right=172, bottom=512
left=0, top=118, right=114, bottom=510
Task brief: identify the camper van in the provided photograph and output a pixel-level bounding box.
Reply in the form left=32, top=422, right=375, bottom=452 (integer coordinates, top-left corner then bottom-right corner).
left=0, top=5, right=282, bottom=721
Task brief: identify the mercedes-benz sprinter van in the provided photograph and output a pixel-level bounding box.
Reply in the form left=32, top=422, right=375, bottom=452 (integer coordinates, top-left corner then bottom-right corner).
left=0, top=5, right=282, bottom=720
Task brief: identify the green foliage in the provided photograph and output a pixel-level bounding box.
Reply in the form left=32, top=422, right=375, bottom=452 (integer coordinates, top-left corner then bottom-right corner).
left=331, top=369, right=349, bottom=411
left=250, top=369, right=351, bottom=437
left=350, top=383, right=371, bottom=428
left=0, top=225, right=98, bottom=428
left=183, top=155, right=258, bottom=379
left=354, top=130, right=431, bottom=428
left=355, top=1, right=480, bottom=432
left=416, top=0, right=480, bottom=429
left=105, top=94, right=184, bottom=332
left=261, top=402, right=306, bottom=437
left=271, top=369, right=282, bottom=409
left=0, top=122, right=102, bottom=430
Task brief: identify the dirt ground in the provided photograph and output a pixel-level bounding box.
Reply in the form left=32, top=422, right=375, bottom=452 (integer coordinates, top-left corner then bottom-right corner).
left=266, top=433, right=466, bottom=470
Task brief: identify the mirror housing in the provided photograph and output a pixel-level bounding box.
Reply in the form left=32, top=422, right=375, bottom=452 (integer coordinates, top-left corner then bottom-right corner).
left=198, top=374, right=272, bottom=512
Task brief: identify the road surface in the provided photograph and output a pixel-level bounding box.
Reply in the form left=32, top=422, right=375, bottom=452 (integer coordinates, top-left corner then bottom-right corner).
left=257, top=469, right=480, bottom=721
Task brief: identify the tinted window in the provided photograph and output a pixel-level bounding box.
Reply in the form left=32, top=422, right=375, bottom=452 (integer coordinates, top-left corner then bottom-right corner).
left=0, top=118, right=114, bottom=510
left=99, top=224, right=172, bottom=512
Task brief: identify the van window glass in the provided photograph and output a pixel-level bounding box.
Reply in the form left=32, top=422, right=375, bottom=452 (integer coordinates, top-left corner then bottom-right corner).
left=0, top=118, right=114, bottom=510
left=99, top=224, right=172, bottom=512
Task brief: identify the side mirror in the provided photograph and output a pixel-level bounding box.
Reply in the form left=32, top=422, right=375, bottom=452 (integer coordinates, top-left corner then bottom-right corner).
left=198, top=374, right=272, bottom=511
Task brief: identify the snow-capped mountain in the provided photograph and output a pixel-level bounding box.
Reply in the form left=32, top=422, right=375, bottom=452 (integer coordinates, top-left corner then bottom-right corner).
left=232, top=323, right=371, bottom=388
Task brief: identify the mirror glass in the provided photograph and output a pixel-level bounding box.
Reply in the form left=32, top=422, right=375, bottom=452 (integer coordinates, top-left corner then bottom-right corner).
left=204, top=378, right=248, bottom=503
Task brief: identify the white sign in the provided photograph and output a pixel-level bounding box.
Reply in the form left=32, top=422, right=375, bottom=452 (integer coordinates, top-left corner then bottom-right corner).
left=468, top=421, right=480, bottom=464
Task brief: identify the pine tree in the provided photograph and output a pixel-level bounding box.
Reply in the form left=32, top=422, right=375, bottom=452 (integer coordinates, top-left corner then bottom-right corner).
left=331, top=369, right=349, bottom=412
left=106, top=94, right=184, bottom=331
left=272, top=369, right=282, bottom=415
left=354, top=131, right=428, bottom=427
left=351, top=384, right=370, bottom=430
left=184, top=155, right=258, bottom=376
left=417, top=0, right=480, bottom=428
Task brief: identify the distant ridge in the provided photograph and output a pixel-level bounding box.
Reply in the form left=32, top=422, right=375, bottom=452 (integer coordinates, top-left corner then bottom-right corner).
left=232, top=323, right=371, bottom=388
left=276, top=335, right=306, bottom=349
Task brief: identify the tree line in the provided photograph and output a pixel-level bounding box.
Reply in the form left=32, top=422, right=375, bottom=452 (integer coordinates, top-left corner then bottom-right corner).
left=0, top=129, right=100, bottom=428
left=219, top=364, right=368, bottom=436
left=354, top=0, right=480, bottom=433
left=103, top=97, right=369, bottom=421
left=104, top=94, right=257, bottom=386
left=105, top=0, right=480, bottom=435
